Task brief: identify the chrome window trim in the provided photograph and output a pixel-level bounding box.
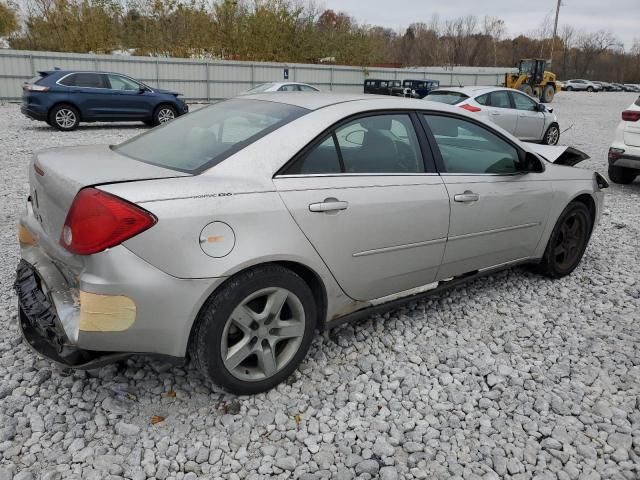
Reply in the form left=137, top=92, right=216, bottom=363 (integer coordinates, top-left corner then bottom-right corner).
left=56, top=72, right=154, bottom=93
left=275, top=172, right=441, bottom=179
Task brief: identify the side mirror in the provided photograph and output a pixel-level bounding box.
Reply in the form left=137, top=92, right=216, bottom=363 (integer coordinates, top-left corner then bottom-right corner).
left=536, top=103, right=546, bottom=112
left=138, top=86, right=146, bottom=94
left=523, top=151, right=544, bottom=172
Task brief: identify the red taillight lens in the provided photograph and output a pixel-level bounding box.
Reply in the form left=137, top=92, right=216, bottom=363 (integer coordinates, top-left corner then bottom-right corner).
left=622, top=110, right=640, bottom=122
left=60, top=188, right=156, bottom=255
left=459, top=103, right=481, bottom=112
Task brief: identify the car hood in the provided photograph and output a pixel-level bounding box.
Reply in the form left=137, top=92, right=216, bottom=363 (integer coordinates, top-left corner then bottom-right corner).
left=527, top=144, right=590, bottom=166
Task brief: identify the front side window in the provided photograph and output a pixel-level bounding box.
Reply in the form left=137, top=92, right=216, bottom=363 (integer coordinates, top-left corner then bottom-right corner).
left=423, top=114, right=522, bottom=174
left=115, top=98, right=308, bottom=173
left=108, top=74, right=141, bottom=91
left=511, top=92, right=538, bottom=111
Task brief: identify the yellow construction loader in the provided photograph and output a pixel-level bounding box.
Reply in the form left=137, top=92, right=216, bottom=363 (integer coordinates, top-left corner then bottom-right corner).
left=504, top=58, right=560, bottom=103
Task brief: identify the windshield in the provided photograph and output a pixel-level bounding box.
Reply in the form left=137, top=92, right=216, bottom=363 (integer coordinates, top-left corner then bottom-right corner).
left=424, top=91, right=469, bottom=105
left=246, top=83, right=277, bottom=93
left=115, top=99, right=308, bottom=174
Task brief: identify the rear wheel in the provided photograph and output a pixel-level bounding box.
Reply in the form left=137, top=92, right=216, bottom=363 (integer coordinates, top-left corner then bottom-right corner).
left=189, top=265, right=317, bottom=395
left=542, top=124, right=560, bottom=145
left=153, top=104, right=177, bottom=126
left=49, top=104, right=79, bottom=131
left=541, top=84, right=555, bottom=103
left=586, top=86, right=594, bottom=92
left=608, top=165, right=637, bottom=184
left=566, top=86, right=573, bottom=91
left=532, top=202, right=592, bottom=278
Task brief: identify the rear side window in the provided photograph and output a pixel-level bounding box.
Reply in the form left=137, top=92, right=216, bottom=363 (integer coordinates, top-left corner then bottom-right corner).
left=278, top=84, right=299, bottom=92
left=283, top=114, right=425, bottom=175
left=475, top=94, right=489, bottom=105
left=423, top=114, right=522, bottom=174
left=59, top=73, right=105, bottom=88
left=425, top=91, right=469, bottom=105
left=299, top=85, right=318, bottom=92
left=488, top=91, right=511, bottom=108
left=115, top=99, right=308, bottom=174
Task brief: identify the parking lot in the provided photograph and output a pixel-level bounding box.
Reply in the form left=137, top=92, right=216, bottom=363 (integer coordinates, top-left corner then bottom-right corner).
left=0, top=92, right=639, bottom=480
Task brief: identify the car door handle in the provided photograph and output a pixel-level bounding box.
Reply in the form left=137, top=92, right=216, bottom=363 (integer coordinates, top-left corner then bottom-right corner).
left=454, top=191, right=480, bottom=203
left=309, top=199, right=349, bottom=212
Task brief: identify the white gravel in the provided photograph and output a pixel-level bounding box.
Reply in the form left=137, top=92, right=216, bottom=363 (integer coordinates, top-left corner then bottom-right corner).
left=1, top=92, right=639, bottom=480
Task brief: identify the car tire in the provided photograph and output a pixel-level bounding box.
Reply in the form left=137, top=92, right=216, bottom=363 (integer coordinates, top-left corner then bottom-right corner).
left=153, top=104, right=177, bottom=126
left=49, top=104, right=80, bottom=131
left=531, top=201, right=592, bottom=278
left=608, top=165, right=637, bottom=184
left=566, top=86, right=573, bottom=91
left=143, top=120, right=154, bottom=127
left=542, top=124, right=560, bottom=145
left=519, top=84, right=534, bottom=97
left=189, top=264, right=317, bottom=395
left=586, top=86, right=594, bottom=92
left=541, top=84, right=555, bottom=103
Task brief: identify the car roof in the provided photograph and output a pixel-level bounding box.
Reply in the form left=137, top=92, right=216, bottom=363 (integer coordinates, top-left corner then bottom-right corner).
left=40, top=70, right=137, bottom=77
left=237, top=92, right=466, bottom=112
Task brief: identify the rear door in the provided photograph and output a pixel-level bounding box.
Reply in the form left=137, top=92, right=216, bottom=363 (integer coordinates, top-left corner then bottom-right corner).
left=274, top=112, right=450, bottom=301
left=510, top=91, right=545, bottom=141
left=421, top=113, right=552, bottom=279
left=483, top=90, right=518, bottom=134
left=58, top=72, right=111, bottom=119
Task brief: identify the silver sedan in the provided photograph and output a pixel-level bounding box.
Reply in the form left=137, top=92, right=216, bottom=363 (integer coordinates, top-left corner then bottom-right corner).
left=425, top=86, right=561, bottom=145
left=16, top=93, right=607, bottom=394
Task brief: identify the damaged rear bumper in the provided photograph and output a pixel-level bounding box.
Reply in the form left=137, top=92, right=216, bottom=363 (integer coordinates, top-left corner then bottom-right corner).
left=15, top=260, right=131, bottom=368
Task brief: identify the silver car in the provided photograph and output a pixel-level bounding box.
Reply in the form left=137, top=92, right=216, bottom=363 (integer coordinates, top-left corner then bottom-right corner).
left=563, top=79, right=601, bottom=92
left=241, top=82, right=319, bottom=94
left=425, top=87, right=561, bottom=145
left=16, top=93, right=607, bottom=394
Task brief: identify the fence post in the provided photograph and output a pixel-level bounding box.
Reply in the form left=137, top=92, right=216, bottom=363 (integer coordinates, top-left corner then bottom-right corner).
left=450, top=72, right=454, bottom=87
left=250, top=64, right=255, bottom=86
left=155, top=58, right=160, bottom=89
left=94, top=57, right=99, bottom=71
left=29, top=54, right=35, bottom=76
left=205, top=62, right=210, bottom=103
left=330, top=67, right=334, bottom=92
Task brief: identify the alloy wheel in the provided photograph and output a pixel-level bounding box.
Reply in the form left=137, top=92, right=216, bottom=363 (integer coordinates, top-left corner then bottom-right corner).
left=546, top=126, right=559, bottom=145
left=553, top=211, right=587, bottom=269
left=221, top=287, right=306, bottom=382
left=55, top=109, right=76, bottom=129
left=157, top=108, right=175, bottom=123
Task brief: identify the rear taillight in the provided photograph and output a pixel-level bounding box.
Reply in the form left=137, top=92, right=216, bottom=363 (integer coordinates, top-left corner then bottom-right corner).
left=622, top=110, right=640, bottom=122
left=60, top=188, right=156, bottom=255
left=608, top=148, right=625, bottom=161
left=459, top=104, right=481, bottom=112
left=23, top=84, right=50, bottom=92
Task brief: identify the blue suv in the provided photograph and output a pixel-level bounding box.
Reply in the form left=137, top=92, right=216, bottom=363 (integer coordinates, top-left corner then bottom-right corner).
left=21, top=70, right=189, bottom=131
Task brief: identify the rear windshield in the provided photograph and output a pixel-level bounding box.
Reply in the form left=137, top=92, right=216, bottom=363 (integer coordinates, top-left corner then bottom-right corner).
left=114, top=99, right=308, bottom=174
left=424, top=91, right=469, bottom=105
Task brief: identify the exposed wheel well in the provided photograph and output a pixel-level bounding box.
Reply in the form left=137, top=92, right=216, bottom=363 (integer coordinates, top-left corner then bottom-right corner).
left=572, top=193, right=596, bottom=229
left=49, top=102, right=82, bottom=121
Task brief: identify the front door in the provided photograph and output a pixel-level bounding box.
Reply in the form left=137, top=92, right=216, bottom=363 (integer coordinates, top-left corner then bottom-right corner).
left=104, top=74, right=150, bottom=119
left=421, top=113, right=552, bottom=279
left=510, top=91, right=546, bottom=141
left=484, top=90, right=518, bottom=134
left=274, top=113, right=450, bottom=301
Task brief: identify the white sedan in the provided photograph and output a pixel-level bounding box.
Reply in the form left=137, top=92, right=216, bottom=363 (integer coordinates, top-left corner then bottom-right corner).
left=241, top=82, right=319, bottom=94
left=425, top=86, right=561, bottom=145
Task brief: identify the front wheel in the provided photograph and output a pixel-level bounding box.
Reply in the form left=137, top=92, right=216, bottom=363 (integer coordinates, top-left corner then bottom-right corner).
left=49, top=104, right=79, bottom=131
left=608, top=165, right=637, bottom=184
left=153, top=104, right=177, bottom=126
left=542, top=124, right=560, bottom=145
left=586, top=86, right=594, bottom=92
left=531, top=202, right=592, bottom=278
left=189, top=265, right=317, bottom=395
left=566, top=86, right=573, bottom=91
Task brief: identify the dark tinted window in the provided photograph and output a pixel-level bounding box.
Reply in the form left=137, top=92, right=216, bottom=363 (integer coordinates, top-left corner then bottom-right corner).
left=286, top=135, right=342, bottom=174
left=475, top=94, right=489, bottom=105
left=115, top=99, right=308, bottom=174
left=278, top=84, right=299, bottom=92
left=425, top=91, right=469, bottom=105
left=634, top=96, right=640, bottom=106
left=299, top=85, right=318, bottom=92
left=424, top=115, right=522, bottom=174
left=335, top=114, right=424, bottom=173
left=489, top=91, right=511, bottom=108
left=59, top=73, right=105, bottom=88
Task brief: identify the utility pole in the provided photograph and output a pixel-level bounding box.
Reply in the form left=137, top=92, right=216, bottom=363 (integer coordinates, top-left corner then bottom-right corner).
left=549, top=0, right=562, bottom=64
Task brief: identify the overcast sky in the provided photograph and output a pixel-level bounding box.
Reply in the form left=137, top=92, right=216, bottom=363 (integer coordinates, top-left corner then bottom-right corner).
left=320, top=0, right=639, bottom=49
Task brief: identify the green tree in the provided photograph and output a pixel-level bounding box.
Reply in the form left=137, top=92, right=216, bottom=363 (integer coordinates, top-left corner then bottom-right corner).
left=0, top=1, right=19, bottom=37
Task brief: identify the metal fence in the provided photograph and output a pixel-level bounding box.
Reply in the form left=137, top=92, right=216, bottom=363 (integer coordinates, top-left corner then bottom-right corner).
left=0, top=49, right=513, bottom=102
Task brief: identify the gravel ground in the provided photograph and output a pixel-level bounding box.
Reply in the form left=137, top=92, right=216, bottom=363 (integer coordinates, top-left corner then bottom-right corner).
left=0, top=92, right=639, bottom=480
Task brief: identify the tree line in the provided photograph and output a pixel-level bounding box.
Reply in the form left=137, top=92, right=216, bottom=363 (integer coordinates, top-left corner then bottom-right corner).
left=1, top=0, right=639, bottom=82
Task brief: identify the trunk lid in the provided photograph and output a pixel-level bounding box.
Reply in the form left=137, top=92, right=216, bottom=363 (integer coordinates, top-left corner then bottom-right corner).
left=30, top=144, right=189, bottom=241
left=527, top=144, right=590, bottom=166
left=623, top=101, right=640, bottom=147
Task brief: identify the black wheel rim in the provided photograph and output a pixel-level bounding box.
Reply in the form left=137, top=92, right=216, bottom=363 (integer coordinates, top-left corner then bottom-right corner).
left=553, top=212, right=587, bottom=269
